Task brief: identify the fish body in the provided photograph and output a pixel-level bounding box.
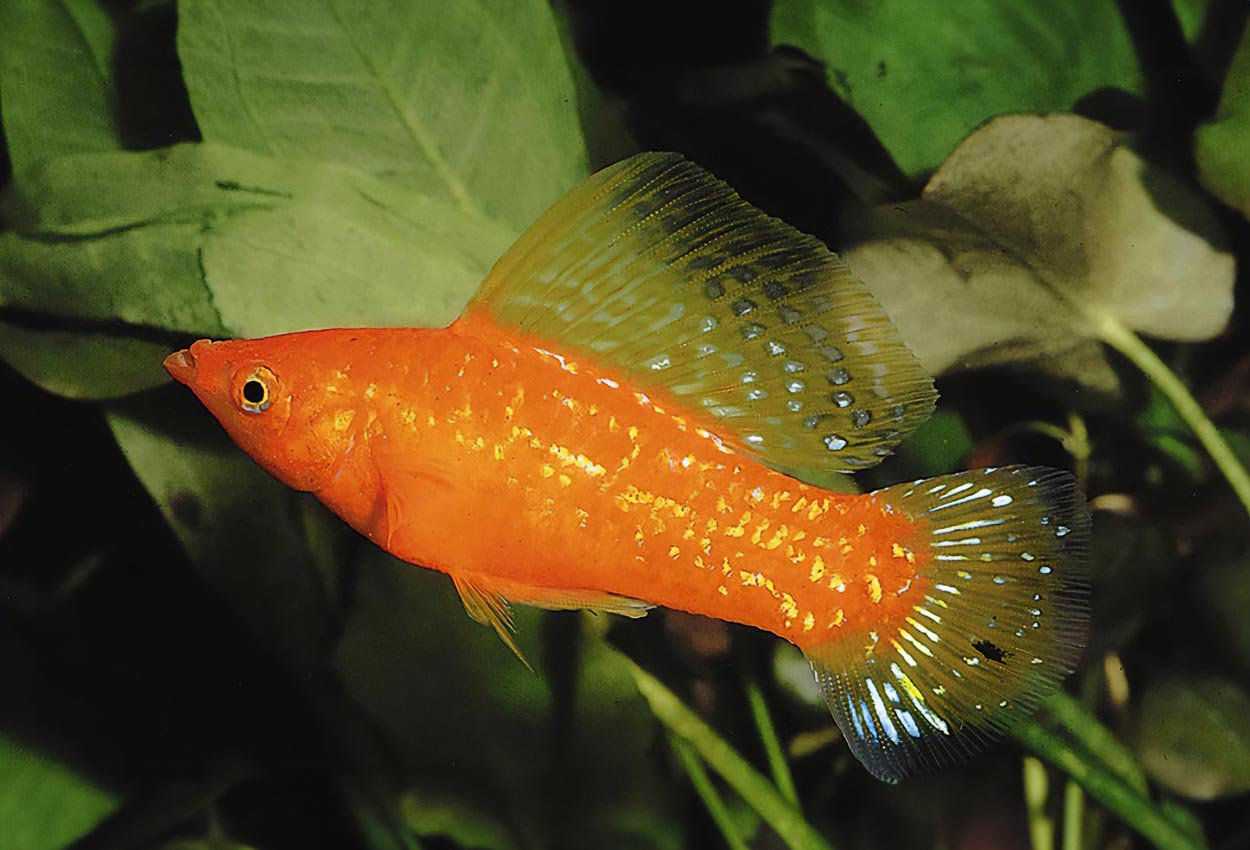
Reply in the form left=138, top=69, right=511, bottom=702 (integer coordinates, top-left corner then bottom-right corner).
left=166, top=153, right=1089, bottom=782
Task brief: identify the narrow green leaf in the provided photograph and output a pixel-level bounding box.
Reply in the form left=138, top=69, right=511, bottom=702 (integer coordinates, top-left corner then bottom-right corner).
left=1015, top=719, right=1207, bottom=850
left=670, top=736, right=753, bottom=850
left=623, top=658, right=835, bottom=850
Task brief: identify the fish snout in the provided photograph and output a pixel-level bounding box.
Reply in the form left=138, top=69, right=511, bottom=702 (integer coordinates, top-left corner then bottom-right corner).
left=163, top=347, right=199, bottom=385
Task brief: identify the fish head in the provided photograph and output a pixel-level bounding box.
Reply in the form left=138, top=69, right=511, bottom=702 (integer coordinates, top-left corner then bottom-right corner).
left=165, top=337, right=339, bottom=491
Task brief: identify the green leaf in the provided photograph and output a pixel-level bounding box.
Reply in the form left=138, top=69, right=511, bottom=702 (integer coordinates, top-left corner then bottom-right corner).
left=1137, top=674, right=1250, bottom=801
left=770, top=0, right=1140, bottom=176
left=892, top=410, right=974, bottom=477
left=844, top=114, right=1235, bottom=396
left=105, top=394, right=339, bottom=674
left=199, top=165, right=513, bottom=338
left=0, top=0, right=119, bottom=176
left=0, top=326, right=173, bottom=399
left=622, top=659, right=834, bottom=850
left=335, top=553, right=680, bottom=850
left=1195, top=21, right=1250, bottom=218
left=0, top=735, right=118, bottom=850
left=0, top=143, right=514, bottom=397
left=177, top=0, right=588, bottom=231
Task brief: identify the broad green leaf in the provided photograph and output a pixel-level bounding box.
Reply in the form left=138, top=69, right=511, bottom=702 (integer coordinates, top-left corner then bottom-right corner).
left=0, top=326, right=173, bottom=399
left=177, top=0, right=588, bottom=231
left=1195, top=22, right=1250, bottom=218
left=771, top=0, right=1140, bottom=176
left=335, top=552, right=680, bottom=850
left=0, top=735, right=118, bottom=850
left=0, top=0, right=119, bottom=176
left=200, top=167, right=513, bottom=337
left=844, top=114, right=1235, bottom=396
left=0, top=143, right=514, bottom=397
left=1137, top=674, right=1250, bottom=801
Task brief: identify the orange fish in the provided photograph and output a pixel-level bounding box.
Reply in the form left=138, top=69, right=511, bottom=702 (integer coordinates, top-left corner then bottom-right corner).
left=165, top=154, right=1088, bottom=782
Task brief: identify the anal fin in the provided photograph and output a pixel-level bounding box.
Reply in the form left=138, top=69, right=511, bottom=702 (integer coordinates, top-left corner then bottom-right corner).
left=452, top=572, right=532, bottom=670
left=503, top=585, right=654, bottom=620
left=451, top=572, right=653, bottom=669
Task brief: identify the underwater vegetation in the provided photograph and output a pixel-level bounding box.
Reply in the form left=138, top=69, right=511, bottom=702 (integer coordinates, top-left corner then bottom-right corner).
left=1, top=2, right=1248, bottom=849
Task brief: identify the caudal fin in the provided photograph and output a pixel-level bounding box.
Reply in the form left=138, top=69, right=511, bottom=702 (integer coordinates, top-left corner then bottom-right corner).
left=807, top=466, right=1090, bottom=783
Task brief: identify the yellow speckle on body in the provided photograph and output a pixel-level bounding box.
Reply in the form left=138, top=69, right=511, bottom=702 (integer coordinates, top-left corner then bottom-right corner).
left=812, top=536, right=828, bottom=548
left=333, top=409, right=356, bottom=432
left=803, top=612, right=816, bottom=632
left=493, top=444, right=506, bottom=461
left=558, top=474, right=572, bottom=487
left=809, top=556, right=826, bottom=583
left=866, top=574, right=883, bottom=604
left=791, top=496, right=808, bottom=513
left=364, top=383, right=377, bottom=399
left=668, top=546, right=681, bottom=559
left=628, top=425, right=639, bottom=441
left=540, top=464, right=555, bottom=478
left=868, top=555, right=878, bottom=568
left=892, top=542, right=907, bottom=559
left=400, top=409, right=416, bottom=427
left=427, top=415, right=437, bottom=427
left=829, top=573, right=846, bottom=592
left=857, top=523, right=868, bottom=537
left=830, top=608, right=845, bottom=627
left=780, top=593, right=799, bottom=619
left=718, top=585, right=728, bottom=596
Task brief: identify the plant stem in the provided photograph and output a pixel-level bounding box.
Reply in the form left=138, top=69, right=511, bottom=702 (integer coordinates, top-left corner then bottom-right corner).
left=1014, top=718, right=1207, bottom=850
left=1062, top=780, right=1085, bottom=850
left=1092, top=313, right=1250, bottom=517
left=1024, top=757, right=1055, bottom=850
left=623, top=658, right=836, bottom=850
left=670, top=735, right=752, bottom=850
left=746, top=678, right=801, bottom=810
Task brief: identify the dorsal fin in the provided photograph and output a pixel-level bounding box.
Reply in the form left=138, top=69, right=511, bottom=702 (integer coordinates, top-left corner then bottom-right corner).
left=466, top=153, right=937, bottom=481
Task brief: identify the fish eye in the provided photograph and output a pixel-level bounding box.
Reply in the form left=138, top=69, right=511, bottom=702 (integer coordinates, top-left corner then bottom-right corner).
left=237, top=367, right=275, bottom=414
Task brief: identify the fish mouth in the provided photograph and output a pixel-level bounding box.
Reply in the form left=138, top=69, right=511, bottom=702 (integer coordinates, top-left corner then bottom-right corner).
left=163, top=348, right=198, bottom=385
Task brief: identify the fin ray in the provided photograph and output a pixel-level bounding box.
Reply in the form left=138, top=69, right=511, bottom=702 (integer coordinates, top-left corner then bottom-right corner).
left=466, top=153, right=937, bottom=481
left=809, top=466, right=1089, bottom=782
left=451, top=572, right=531, bottom=670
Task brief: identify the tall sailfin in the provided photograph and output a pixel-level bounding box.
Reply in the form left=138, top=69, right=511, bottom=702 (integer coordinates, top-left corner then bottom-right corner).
left=807, top=467, right=1089, bottom=782
left=465, top=153, right=937, bottom=482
